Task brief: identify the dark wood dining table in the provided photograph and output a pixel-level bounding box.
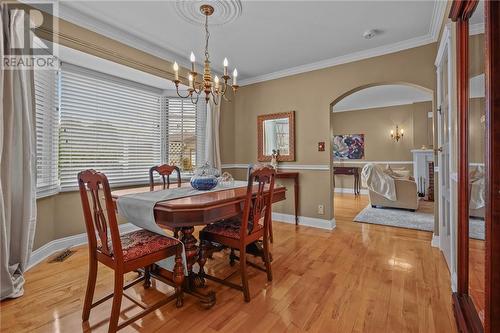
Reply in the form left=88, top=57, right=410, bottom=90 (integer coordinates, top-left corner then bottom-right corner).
left=111, top=183, right=286, bottom=308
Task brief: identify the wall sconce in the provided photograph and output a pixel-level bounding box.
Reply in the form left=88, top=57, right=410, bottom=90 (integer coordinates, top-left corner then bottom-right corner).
left=390, top=125, right=404, bottom=142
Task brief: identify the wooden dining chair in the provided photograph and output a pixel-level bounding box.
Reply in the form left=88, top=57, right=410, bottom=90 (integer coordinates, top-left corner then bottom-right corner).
left=149, top=164, right=182, bottom=238
left=78, top=169, right=184, bottom=333
left=199, top=166, right=275, bottom=302
left=149, top=164, right=181, bottom=191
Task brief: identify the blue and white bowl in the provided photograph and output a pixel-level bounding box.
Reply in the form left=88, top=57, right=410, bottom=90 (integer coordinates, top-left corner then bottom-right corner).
left=190, top=176, right=218, bottom=190
left=190, top=162, right=220, bottom=191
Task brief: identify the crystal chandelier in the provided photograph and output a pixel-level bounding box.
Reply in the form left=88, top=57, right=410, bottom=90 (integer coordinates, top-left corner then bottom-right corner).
left=172, top=4, right=238, bottom=105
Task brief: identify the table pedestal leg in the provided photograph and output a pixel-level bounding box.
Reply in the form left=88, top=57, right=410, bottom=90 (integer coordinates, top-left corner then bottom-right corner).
left=179, top=226, right=215, bottom=308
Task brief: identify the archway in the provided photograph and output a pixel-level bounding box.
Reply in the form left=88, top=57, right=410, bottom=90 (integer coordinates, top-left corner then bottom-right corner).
left=329, top=82, right=437, bottom=234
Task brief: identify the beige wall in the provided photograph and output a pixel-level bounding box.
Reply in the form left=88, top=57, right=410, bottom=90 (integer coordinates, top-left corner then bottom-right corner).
left=331, top=102, right=432, bottom=161
left=223, top=43, right=437, bottom=221
left=469, top=97, right=486, bottom=164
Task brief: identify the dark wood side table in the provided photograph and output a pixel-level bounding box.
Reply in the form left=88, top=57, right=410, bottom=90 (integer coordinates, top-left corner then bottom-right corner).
left=333, top=166, right=361, bottom=195
left=276, top=171, right=299, bottom=226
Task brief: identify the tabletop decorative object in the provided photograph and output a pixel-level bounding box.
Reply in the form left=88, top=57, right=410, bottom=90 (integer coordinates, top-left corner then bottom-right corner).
left=190, top=162, right=220, bottom=190
left=270, top=149, right=280, bottom=170
left=218, top=171, right=235, bottom=187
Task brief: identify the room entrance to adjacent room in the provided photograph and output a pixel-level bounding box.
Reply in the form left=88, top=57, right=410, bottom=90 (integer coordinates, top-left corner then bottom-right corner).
left=329, top=83, right=437, bottom=234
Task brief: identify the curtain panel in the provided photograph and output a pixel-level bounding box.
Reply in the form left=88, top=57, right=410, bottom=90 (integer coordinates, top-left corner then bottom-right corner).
left=205, top=98, right=222, bottom=172
left=0, top=6, right=37, bottom=300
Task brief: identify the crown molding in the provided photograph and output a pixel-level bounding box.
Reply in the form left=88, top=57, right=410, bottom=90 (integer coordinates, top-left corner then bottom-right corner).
left=239, top=0, right=447, bottom=86
left=57, top=2, right=192, bottom=70
left=57, top=1, right=448, bottom=87
left=238, top=34, right=436, bottom=86
left=429, top=1, right=448, bottom=42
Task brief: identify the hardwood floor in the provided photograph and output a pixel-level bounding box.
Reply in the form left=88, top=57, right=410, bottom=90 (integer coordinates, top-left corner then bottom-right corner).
left=0, top=194, right=457, bottom=332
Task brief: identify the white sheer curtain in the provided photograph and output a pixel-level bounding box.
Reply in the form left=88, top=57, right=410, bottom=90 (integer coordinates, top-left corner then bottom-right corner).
left=205, top=98, right=221, bottom=172
left=1, top=6, right=37, bottom=300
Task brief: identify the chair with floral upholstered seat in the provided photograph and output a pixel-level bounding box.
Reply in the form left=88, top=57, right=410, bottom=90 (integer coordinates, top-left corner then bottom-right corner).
left=78, top=169, right=184, bottom=333
left=199, top=166, right=275, bottom=302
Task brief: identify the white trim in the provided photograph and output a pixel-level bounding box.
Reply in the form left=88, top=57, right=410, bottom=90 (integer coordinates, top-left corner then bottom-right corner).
left=221, top=164, right=330, bottom=171
left=451, top=272, right=458, bottom=292
left=429, top=1, right=448, bottom=43
left=240, top=0, right=446, bottom=87
left=410, top=149, right=434, bottom=153
left=239, top=35, right=435, bottom=86
left=435, top=24, right=451, bottom=67
left=434, top=166, right=439, bottom=173
left=57, top=3, right=193, bottom=71
left=272, top=213, right=336, bottom=231
left=333, top=160, right=413, bottom=165
left=27, top=223, right=140, bottom=271
left=57, top=1, right=447, bottom=87
left=431, top=234, right=440, bottom=247
left=334, top=187, right=369, bottom=195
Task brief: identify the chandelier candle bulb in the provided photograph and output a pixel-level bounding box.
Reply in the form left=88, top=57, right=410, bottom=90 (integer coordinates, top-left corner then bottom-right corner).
left=190, top=52, right=196, bottom=72
left=214, top=75, right=220, bottom=90
left=233, top=68, right=238, bottom=85
left=223, top=58, right=228, bottom=76
left=173, top=62, right=179, bottom=81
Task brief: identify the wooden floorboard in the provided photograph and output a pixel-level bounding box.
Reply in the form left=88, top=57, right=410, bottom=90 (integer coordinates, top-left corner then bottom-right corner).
left=0, top=194, right=457, bottom=332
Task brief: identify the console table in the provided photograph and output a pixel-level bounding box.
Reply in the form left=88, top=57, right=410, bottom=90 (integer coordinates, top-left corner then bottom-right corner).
left=276, top=171, right=299, bottom=225
left=333, top=166, right=361, bottom=195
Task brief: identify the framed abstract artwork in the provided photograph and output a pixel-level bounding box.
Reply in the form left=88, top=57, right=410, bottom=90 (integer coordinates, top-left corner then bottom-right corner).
left=333, top=134, right=365, bottom=160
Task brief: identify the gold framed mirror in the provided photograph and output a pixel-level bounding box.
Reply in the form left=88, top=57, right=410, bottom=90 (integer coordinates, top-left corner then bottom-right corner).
left=257, top=111, right=295, bottom=162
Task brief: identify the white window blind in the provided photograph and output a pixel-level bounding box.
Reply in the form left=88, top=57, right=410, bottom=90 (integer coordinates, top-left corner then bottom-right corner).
left=164, top=98, right=206, bottom=172
left=59, top=64, right=162, bottom=189
left=34, top=68, right=60, bottom=197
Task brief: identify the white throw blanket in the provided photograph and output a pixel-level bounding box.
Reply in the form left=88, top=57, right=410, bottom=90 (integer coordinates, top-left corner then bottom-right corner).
left=117, top=181, right=249, bottom=275
left=470, top=178, right=485, bottom=209
left=361, top=163, right=397, bottom=201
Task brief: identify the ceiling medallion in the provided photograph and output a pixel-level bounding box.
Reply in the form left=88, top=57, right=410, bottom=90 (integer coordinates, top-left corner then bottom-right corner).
left=174, top=0, right=242, bottom=26
left=172, top=4, right=239, bottom=105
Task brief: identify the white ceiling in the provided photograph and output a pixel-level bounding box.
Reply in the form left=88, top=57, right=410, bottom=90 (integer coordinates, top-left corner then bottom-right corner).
left=57, top=0, right=446, bottom=86
left=332, top=84, right=432, bottom=112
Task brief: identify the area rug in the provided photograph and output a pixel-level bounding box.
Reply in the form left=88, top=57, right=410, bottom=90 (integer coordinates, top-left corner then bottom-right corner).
left=353, top=205, right=485, bottom=240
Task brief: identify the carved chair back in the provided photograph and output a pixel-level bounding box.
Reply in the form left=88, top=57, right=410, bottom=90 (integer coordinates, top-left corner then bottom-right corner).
left=149, top=164, right=181, bottom=191
left=240, top=166, right=276, bottom=241
left=78, top=169, right=123, bottom=262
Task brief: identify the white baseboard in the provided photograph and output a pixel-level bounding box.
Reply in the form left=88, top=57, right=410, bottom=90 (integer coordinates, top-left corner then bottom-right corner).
left=431, top=234, right=440, bottom=247
left=334, top=187, right=369, bottom=195
left=27, top=223, right=140, bottom=271
left=451, top=272, right=457, bottom=292
left=272, top=212, right=336, bottom=230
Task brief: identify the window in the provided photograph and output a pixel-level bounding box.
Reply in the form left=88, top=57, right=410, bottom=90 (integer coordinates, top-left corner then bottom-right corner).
left=164, top=98, right=206, bottom=172
left=34, top=62, right=208, bottom=194
left=59, top=64, right=162, bottom=189
left=34, top=68, right=60, bottom=197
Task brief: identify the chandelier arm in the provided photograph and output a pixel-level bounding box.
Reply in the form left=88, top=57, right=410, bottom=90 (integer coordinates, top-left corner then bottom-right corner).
left=219, top=81, right=228, bottom=96
left=175, top=86, right=192, bottom=99
left=210, top=91, right=219, bottom=105
left=190, top=92, right=200, bottom=105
